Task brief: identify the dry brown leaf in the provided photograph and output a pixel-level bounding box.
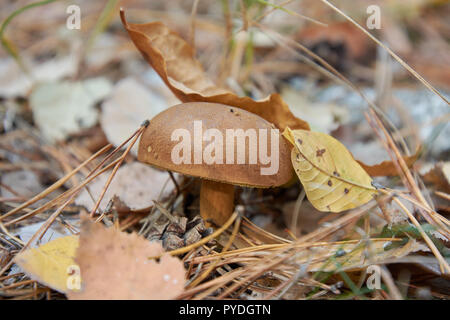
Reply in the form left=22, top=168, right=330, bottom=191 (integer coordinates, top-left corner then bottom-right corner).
left=120, top=10, right=309, bottom=131
left=358, top=152, right=419, bottom=177
left=68, top=216, right=185, bottom=300
left=422, top=161, right=450, bottom=193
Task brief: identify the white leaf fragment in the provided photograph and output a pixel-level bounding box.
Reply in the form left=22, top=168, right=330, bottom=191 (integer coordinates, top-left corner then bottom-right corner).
left=30, top=78, right=112, bottom=142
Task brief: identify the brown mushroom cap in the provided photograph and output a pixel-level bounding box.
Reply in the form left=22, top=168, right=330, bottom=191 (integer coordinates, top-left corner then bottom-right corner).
left=138, top=102, right=293, bottom=188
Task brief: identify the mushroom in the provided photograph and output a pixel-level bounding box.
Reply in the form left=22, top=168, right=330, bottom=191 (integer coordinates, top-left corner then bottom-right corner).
left=137, top=102, right=293, bottom=225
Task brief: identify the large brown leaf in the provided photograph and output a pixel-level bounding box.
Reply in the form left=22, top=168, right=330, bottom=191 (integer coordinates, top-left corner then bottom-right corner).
left=68, top=216, right=185, bottom=300
left=120, top=9, right=310, bottom=131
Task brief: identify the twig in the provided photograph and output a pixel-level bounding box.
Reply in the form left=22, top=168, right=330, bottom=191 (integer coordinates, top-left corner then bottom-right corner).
left=291, top=189, right=305, bottom=237
left=392, top=196, right=450, bottom=274
left=92, top=124, right=146, bottom=219
left=189, top=0, right=200, bottom=54
left=0, top=144, right=112, bottom=221
left=168, top=171, right=180, bottom=196
left=380, top=266, right=402, bottom=300
left=255, top=0, right=327, bottom=27
left=189, top=215, right=242, bottom=288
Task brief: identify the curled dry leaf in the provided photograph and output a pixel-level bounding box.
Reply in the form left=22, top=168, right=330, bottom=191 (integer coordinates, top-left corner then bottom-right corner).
left=357, top=153, right=419, bottom=177
left=68, top=216, right=185, bottom=300
left=422, top=161, right=450, bottom=193
left=14, top=235, right=79, bottom=293
left=120, top=10, right=309, bottom=131
left=283, top=128, right=377, bottom=212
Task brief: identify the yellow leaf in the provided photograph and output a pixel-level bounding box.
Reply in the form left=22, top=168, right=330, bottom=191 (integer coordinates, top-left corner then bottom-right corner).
left=283, top=128, right=377, bottom=212
left=14, top=235, right=79, bottom=293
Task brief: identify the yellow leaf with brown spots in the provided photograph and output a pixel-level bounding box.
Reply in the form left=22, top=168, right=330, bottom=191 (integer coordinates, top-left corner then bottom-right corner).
left=283, top=128, right=377, bottom=212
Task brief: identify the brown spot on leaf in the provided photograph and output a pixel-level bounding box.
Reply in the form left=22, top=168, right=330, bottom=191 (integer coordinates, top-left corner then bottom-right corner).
left=327, top=180, right=332, bottom=186
left=316, top=149, right=326, bottom=157
left=333, top=171, right=340, bottom=177
left=297, top=138, right=303, bottom=145
left=344, top=188, right=349, bottom=194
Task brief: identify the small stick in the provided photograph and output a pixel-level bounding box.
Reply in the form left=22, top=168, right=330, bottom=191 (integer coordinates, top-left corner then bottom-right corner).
left=291, top=189, right=305, bottom=237
left=318, top=0, right=449, bottom=105
left=0, top=279, right=36, bottom=291
left=0, top=144, right=112, bottom=221
left=393, top=196, right=450, bottom=274
left=188, top=0, right=200, bottom=54
left=153, top=201, right=177, bottom=223
left=3, top=122, right=145, bottom=224
left=435, top=191, right=450, bottom=202
left=168, top=171, right=180, bottom=196
left=380, top=266, right=403, bottom=300
left=92, top=125, right=145, bottom=219
left=189, top=215, right=242, bottom=288
left=370, top=110, right=430, bottom=209
left=4, top=156, right=123, bottom=226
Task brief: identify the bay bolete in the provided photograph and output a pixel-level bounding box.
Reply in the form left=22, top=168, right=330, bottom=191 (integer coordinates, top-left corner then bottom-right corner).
left=137, top=102, right=293, bottom=225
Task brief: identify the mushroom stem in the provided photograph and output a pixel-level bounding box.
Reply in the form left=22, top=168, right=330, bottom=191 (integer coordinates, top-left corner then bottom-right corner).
left=200, top=180, right=235, bottom=226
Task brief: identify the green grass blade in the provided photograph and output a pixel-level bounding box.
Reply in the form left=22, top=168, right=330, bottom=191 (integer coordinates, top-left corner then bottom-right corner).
left=0, top=0, right=60, bottom=73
